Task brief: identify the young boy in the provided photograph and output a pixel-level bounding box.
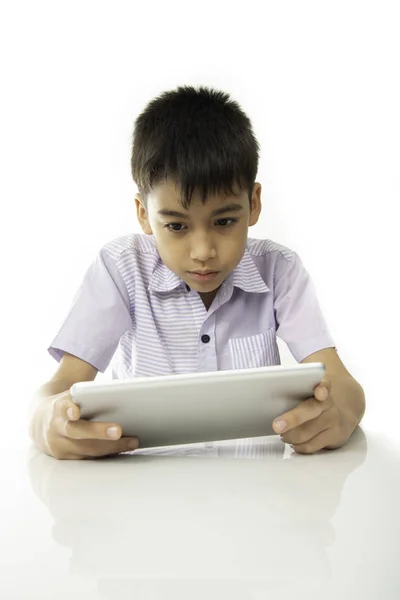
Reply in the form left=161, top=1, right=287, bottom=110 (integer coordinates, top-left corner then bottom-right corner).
left=29, top=85, right=365, bottom=460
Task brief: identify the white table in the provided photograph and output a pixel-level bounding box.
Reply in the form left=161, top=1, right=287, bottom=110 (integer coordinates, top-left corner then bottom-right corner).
left=1, top=424, right=399, bottom=599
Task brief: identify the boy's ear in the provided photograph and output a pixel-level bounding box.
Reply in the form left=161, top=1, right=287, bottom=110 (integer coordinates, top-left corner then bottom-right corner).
left=249, top=182, right=262, bottom=226
left=135, top=194, right=153, bottom=235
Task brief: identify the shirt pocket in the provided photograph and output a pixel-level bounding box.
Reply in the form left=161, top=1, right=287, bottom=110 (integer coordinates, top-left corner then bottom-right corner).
left=228, top=328, right=281, bottom=369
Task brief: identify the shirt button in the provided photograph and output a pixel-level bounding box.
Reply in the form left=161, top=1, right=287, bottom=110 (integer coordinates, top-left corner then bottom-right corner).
left=201, top=334, right=210, bottom=344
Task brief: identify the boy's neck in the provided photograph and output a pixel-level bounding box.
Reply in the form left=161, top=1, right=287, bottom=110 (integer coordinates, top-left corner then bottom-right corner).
left=199, top=287, right=220, bottom=311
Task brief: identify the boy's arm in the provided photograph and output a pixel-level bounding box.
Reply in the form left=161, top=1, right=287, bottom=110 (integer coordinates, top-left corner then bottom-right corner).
left=43, top=353, right=98, bottom=393
left=47, top=247, right=132, bottom=375
left=271, top=251, right=364, bottom=453
left=272, top=348, right=365, bottom=454
left=29, top=353, right=138, bottom=459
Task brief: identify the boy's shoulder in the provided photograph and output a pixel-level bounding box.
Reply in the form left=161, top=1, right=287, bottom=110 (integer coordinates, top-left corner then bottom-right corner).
left=100, top=233, right=159, bottom=262
left=246, top=237, right=296, bottom=263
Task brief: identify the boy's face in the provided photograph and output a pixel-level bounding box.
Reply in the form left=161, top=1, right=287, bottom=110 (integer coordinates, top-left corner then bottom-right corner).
left=135, top=178, right=262, bottom=300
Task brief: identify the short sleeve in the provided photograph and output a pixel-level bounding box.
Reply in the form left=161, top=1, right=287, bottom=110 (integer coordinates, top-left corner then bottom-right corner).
left=48, top=248, right=132, bottom=373
left=274, top=251, right=336, bottom=362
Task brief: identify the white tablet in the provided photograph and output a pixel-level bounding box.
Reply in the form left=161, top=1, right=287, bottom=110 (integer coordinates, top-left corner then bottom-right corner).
left=70, top=362, right=325, bottom=448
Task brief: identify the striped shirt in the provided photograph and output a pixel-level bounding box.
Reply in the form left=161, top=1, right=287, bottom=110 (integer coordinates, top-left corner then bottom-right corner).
left=48, top=234, right=335, bottom=378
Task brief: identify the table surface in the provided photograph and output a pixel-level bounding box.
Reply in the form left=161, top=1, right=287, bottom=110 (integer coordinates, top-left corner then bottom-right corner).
left=1, top=422, right=400, bottom=600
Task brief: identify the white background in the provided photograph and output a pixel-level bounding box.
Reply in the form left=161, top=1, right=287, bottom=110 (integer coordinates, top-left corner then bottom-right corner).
left=0, top=1, right=398, bottom=442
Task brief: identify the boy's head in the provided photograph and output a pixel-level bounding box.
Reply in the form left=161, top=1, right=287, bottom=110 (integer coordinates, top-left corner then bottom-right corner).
left=131, top=85, right=262, bottom=299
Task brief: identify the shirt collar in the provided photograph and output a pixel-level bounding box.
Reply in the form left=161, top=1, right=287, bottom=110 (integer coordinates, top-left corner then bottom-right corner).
left=228, top=248, right=270, bottom=293
left=148, top=244, right=269, bottom=294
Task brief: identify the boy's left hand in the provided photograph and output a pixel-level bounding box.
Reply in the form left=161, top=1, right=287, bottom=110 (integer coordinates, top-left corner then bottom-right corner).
left=272, top=378, right=355, bottom=454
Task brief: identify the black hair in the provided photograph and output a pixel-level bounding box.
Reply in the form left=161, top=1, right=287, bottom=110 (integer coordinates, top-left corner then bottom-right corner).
left=130, top=85, right=260, bottom=209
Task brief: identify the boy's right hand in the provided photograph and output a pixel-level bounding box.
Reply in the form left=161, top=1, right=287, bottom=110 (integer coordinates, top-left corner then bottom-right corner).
left=38, top=390, right=139, bottom=460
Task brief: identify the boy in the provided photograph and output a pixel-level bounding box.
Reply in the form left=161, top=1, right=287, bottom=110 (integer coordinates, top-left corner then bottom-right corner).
left=29, top=86, right=365, bottom=460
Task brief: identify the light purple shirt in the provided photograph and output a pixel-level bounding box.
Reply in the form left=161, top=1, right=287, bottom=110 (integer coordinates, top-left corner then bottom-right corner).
left=48, top=234, right=335, bottom=378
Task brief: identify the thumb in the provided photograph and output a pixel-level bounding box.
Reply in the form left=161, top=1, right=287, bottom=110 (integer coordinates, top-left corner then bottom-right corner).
left=123, top=438, right=139, bottom=452
left=63, top=395, right=81, bottom=421
left=313, top=378, right=332, bottom=402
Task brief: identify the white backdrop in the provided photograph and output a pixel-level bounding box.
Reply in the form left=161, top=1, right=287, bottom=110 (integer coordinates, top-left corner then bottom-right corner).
left=0, top=1, right=398, bottom=442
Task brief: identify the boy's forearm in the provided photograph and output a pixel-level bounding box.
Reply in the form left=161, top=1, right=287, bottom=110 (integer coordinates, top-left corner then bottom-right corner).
left=32, top=378, right=72, bottom=402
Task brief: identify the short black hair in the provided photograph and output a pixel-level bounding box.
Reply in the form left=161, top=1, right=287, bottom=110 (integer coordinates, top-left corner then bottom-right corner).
left=130, top=85, right=260, bottom=209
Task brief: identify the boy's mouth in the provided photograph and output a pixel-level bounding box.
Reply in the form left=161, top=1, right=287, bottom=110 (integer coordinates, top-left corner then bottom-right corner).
left=187, top=270, right=220, bottom=282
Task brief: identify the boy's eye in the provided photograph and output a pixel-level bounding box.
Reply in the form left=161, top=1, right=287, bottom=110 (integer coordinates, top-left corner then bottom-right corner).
left=215, top=218, right=236, bottom=227
left=165, top=218, right=238, bottom=233
left=166, top=223, right=187, bottom=232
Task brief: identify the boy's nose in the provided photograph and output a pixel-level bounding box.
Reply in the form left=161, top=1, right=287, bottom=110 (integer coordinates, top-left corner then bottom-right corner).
left=189, top=236, right=217, bottom=262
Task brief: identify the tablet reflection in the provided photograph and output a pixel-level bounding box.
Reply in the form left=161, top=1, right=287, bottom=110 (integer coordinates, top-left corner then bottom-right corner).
left=28, top=429, right=368, bottom=599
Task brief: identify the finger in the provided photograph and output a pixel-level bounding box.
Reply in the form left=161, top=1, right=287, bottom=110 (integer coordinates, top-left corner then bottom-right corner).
left=58, top=396, right=81, bottom=422
left=313, top=378, right=332, bottom=402
left=280, top=409, right=333, bottom=445
left=69, top=436, right=139, bottom=458
left=64, top=419, right=124, bottom=441
left=290, top=428, right=335, bottom=454
left=273, top=397, right=327, bottom=434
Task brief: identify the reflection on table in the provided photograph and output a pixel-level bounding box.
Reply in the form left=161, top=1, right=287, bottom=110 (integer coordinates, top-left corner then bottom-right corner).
left=28, top=429, right=368, bottom=599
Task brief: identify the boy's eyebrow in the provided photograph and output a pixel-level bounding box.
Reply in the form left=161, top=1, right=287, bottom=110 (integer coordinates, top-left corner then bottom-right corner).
left=157, top=203, right=245, bottom=220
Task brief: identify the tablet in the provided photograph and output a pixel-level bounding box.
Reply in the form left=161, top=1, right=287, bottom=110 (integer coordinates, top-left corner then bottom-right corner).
left=70, top=362, right=325, bottom=449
